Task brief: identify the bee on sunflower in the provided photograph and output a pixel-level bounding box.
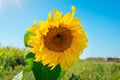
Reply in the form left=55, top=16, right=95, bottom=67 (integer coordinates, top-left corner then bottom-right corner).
left=27, top=6, right=88, bottom=71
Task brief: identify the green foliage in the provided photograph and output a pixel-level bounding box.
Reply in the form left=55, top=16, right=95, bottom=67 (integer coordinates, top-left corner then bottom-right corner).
left=21, top=60, right=120, bottom=80
left=0, top=47, right=25, bottom=69
left=1, top=46, right=120, bottom=80
left=23, top=52, right=61, bottom=80
left=0, top=46, right=25, bottom=80
left=24, top=31, right=35, bottom=47
left=58, top=70, right=66, bottom=79
left=22, top=52, right=35, bottom=80
left=32, top=62, right=61, bottom=80
left=62, top=60, right=120, bottom=80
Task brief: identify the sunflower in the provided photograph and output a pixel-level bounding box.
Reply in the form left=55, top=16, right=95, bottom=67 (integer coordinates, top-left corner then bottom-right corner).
left=27, top=6, right=88, bottom=70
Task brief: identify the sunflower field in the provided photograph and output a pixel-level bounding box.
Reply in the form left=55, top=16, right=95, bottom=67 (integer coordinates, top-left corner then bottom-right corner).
left=0, top=46, right=120, bottom=80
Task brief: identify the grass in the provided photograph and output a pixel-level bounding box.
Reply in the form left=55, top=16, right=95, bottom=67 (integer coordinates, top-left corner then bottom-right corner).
left=0, top=46, right=120, bottom=80
left=62, top=60, right=120, bottom=80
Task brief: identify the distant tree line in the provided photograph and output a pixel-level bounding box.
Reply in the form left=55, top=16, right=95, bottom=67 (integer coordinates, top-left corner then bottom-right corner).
left=107, top=57, right=120, bottom=63
left=86, top=57, right=120, bottom=63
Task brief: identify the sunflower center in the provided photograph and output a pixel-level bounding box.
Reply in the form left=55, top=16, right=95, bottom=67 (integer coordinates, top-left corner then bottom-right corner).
left=54, top=34, right=62, bottom=44
left=44, top=27, right=73, bottom=52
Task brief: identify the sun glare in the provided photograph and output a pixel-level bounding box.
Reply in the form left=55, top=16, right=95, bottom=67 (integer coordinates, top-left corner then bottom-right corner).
left=0, top=0, right=3, bottom=9
left=13, top=0, right=22, bottom=10
left=0, top=0, right=22, bottom=11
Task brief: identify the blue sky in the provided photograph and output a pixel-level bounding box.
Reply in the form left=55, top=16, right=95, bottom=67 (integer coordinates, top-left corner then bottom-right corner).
left=0, top=0, right=120, bottom=58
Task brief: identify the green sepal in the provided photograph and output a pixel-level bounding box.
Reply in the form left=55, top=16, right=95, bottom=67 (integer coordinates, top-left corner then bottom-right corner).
left=25, top=52, right=35, bottom=59
left=24, top=31, right=35, bottom=47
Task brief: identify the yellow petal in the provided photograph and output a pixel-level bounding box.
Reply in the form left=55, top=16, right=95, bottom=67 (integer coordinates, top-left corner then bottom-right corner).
left=38, top=44, right=44, bottom=52
left=70, top=18, right=81, bottom=23
left=59, top=53, right=68, bottom=70
left=48, top=12, right=52, bottom=20
left=34, top=54, right=42, bottom=62
left=71, top=6, right=76, bottom=17
left=49, top=20, right=59, bottom=28
left=53, top=8, right=62, bottom=20
left=27, top=26, right=40, bottom=35
left=68, top=24, right=83, bottom=30
left=39, top=20, right=47, bottom=27
left=33, top=19, right=37, bottom=25
left=64, top=50, right=74, bottom=67
left=63, top=12, right=71, bottom=23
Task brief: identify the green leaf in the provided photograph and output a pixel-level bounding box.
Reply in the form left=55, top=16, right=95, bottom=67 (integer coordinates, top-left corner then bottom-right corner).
left=25, top=52, right=35, bottom=59
left=24, top=31, right=35, bottom=47
left=24, top=52, right=35, bottom=70
left=32, top=62, right=61, bottom=80
left=22, top=52, right=35, bottom=80
left=41, top=64, right=61, bottom=80
left=31, top=61, right=43, bottom=79
left=23, top=52, right=61, bottom=80
left=58, top=70, right=66, bottom=79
